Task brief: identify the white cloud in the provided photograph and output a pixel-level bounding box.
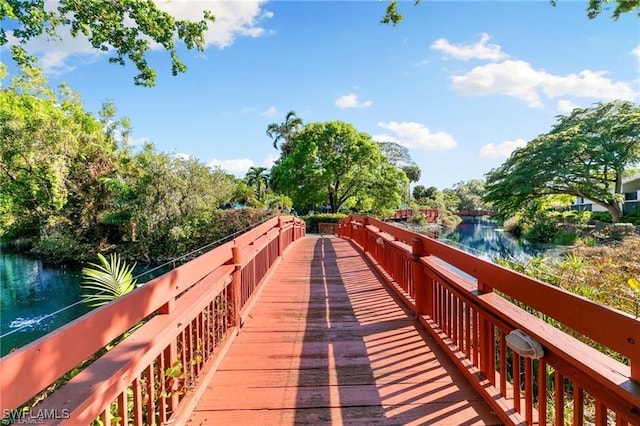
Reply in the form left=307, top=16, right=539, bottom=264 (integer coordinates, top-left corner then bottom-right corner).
left=376, top=121, right=457, bottom=151
left=631, top=45, right=640, bottom=61
left=556, top=99, right=581, bottom=113
left=260, top=106, right=278, bottom=117
left=4, top=1, right=272, bottom=75
left=262, top=153, right=279, bottom=168
left=372, top=134, right=400, bottom=144
left=128, top=136, right=151, bottom=146
left=208, top=158, right=254, bottom=176
left=479, top=139, right=526, bottom=160
left=334, top=93, right=373, bottom=109
left=153, top=1, right=273, bottom=49
left=431, top=33, right=507, bottom=62
left=451, top=60, right=637, bottom=107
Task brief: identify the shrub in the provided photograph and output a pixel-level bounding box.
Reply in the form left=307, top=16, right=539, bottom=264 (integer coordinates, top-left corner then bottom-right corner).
left=553, top=231, right=578, bottom=245
left=32, top=233, right=94, bottom=263
left=302, top=213, right=347, bottom=233
left=523, top=219, right=558, bottom=243
left=590, top=211, right=612, bottom=223
left=409, top=210, right=427, bottom=226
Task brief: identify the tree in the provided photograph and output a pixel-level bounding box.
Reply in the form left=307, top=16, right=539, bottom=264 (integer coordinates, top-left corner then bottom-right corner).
left=380, top=0, right=638, bottom=25
left=0, top=66, right=121, bottom=241
left=401, top=164, right=421, bottom=201
left=377, top=141, right=414, bottom=167
left=484, top=100, right=640, bottom=223
left=270, top=121, right=407, bottom=215
left=413, top=185, right=440, bottom=204
left=245, top=166, right=269, bottom=200
left=1, top=1, right=215, bottom=86
left=266, top=111, right=303, bottom=155
left=452, top=179, right=490, bottom=212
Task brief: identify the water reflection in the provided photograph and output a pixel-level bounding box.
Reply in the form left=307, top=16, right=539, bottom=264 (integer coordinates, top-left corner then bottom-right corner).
left=439, top=217, right=544, bottom=262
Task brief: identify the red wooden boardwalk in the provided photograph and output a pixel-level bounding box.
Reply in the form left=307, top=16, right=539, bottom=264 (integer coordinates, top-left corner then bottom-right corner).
left=188, top=236, right=500, bottom=425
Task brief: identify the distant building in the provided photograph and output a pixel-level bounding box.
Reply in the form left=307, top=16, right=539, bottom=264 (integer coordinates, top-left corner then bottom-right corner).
left=571, top=174, right=640, bottom=214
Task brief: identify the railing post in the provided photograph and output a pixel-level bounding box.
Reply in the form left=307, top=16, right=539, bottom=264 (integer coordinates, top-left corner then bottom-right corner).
left=231, top=243, right=243, bottom=328
left=362, top=217, right=370, bottom=253
left=477, top=280, right=496, bottom=384
left=278, top=216, right=284, bottom=257
left=412, top=237, right=430, bottom=317
left=158, top=296, right=178, bottom=412
left=632, top=361, right=639, bottom=383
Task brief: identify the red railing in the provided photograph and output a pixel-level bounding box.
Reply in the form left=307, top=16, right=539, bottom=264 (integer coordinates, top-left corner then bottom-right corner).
left=391, top=208, right=439, bottom=222
left=338, top=215, right=640, bottom=426
left=0, top=215, right=305, bottom=425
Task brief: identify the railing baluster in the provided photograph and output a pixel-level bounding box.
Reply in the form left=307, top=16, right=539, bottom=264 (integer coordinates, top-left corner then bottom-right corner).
left=158, top=352, right=168, bottom=424
left=573, top=385, right=584, bottom=426
left=132, top=377, right=143, bottom=426
left=499, top=330, right=507, bottom=397
left=537, top=359, right=547, bottom=426
left=555, top=370, right=564, bottom=425
left=513, top=352, right=521, bottom=414
left=525, top=357, right=533, bottom=424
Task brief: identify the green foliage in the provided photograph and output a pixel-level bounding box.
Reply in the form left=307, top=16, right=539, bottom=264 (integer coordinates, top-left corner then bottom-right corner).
left=270, top=121, right=407, bottom=215
left=409, top=210, right=427, bottom=226
left=382, top=0, right=639, bottom=25
left=553, top=231, right=578, bottom=245
left=452, top=179, right=490, bottom=212
left=590, top=211, right=613, bottom=223
left=302, top=213, right=347, bottom=233
left=245, top=167, right=269, bottom=201
left=0, top=67, right=123, bottom=245
left=81, top=253, right=137, bottom=307
left=377, top=141, right=414, bottom=167
left=266, top=110, right=303, bottom=155
left=1, top=1, right=215, bottom=86
left=485, top=101, right=640, bottom=223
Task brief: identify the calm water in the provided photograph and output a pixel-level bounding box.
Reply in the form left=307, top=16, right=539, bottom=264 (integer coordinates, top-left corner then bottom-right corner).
left=439, top=217, right=545, bottom=262
left=0, top=251, right=171, bottom=357
left=0, top=252, right=91, bottom=357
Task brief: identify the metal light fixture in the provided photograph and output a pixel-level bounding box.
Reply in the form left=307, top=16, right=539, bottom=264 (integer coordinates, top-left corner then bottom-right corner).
left=376, top=237, right=384, bottom=246
left=505, top=329, right=544, bottom=359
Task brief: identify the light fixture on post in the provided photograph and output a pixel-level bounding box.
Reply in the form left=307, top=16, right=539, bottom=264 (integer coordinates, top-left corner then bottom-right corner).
left=505, top=329, right=544, bottom=359
left=376, top=237, right=384, bottom=246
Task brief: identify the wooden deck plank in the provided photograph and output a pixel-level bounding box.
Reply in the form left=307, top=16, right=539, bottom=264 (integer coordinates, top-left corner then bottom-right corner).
left=188, top=236, right=500, bottom=425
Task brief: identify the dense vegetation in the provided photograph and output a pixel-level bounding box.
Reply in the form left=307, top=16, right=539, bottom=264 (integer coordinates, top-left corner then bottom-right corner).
left=0, top=66, right=272, bottom=263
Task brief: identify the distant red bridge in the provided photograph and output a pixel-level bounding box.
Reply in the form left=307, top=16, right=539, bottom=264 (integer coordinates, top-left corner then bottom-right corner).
left=390, top=208, right=439, bottom=222
left=390, top=209, right=495, bottom=222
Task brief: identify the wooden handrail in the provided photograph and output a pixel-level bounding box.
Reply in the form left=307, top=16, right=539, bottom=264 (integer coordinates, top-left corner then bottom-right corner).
left=0, top=215, right=305, bottom=424
left=338, top=215, right=640, bottom=426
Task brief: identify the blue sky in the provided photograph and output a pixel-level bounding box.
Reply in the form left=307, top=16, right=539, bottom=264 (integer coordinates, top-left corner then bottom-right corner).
left=2, top=1, right=639, bottom=189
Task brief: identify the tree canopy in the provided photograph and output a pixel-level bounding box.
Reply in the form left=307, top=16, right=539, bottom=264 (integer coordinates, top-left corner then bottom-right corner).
left=484, top=100, right=640, bottom=222
left=266, top=111, right=303, bottom=155
left=381, top=0, right=639, bottom=25
left=0, top=67, right=241, bottom=261
left=1, top=0, right=214, bottom=86
left=270, top=121, right=407, bottom=216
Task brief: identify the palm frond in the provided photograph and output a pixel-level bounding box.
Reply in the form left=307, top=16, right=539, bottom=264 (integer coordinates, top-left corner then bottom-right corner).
left=81, top=253, right=137, bottom=307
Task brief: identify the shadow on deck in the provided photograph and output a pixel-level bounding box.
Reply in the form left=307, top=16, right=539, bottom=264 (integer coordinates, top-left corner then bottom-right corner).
left=188, top=236, right=500, bottom=425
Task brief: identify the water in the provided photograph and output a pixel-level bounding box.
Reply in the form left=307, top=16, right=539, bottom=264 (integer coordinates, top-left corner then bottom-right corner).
left=0, top=253, right=91, bottom=357
left=439, top=217, right=546, bottom=262
left=0, top=251, right=172, bottom=357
